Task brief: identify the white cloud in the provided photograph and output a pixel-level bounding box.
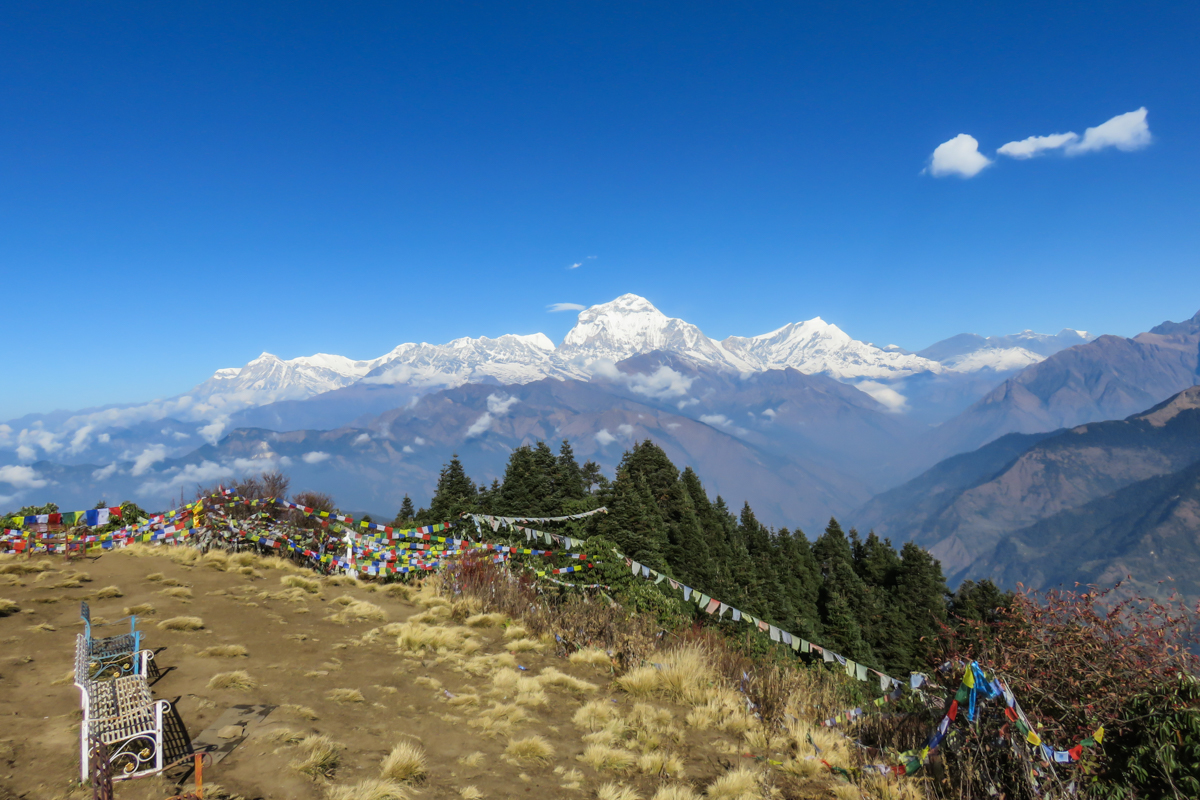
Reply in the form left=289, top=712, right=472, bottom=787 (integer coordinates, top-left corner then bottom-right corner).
left=997, top=132, right=1079, bottom=159
left=131, top=444, right=169, bottom=476
left=1067, top=107, right=1150, bottom=155
left=929, top=134, right=992, bottom=178
left=700, top=414, right=731, bottom=427
left=592, top=362, right=695, bottom=401
left=302, top=451, right=331, bottom=464
left=594, top=429, right=616, bottom=446
left=567, top=262, right=582, bottom=270
left=762, top=408, right=777, bottom=419
left=855, top=381, right=909, bottom=413
left=199, top=416, right=230, bottom=444
left=548, top=302, right=586, bottom=312
left=92, top=464, right=120, bottom=481
left=279, top=456, right=293, bottom=467
left=665, top=422, right=681, bottom=430
left=0, top=493, right=20, bottom=506
left=0, top=424, right=11, bottom=446
left=16, top=426, right=63, bottom=460
left=617, top=424, right=634, bottom=436
left=676, top=398, right=699, bottom=409
left=403, top=445, right=415, bottom=454
left=414, top=437, right=426, bottom=446
left=486, top=393, right=520, bottom=415
left=466, top=413, right=493, bottom=437
left=67, top=425, right=97, bottom=455
left=0, top=465, right=48, bottom=489
left=139, top=460, right=233, bottom=495
left=353, top=433, right=371, bottom=445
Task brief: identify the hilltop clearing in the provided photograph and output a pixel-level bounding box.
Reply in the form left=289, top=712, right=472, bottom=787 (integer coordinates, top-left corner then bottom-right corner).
left=0, top=548, right=870, bottom=800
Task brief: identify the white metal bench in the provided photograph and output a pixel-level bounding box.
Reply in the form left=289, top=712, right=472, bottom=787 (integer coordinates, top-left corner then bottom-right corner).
left=80, top=601, right=143, bottom=679
left=74, top=633, right=168, bottom=781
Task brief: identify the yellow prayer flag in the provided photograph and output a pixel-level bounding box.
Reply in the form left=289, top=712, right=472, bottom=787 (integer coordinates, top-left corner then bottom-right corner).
left=1094, top=726, right=1104, bottom=744
left=1027, top=731, right=1041, bottom=746
left=963, top=668, right=975, bottom=688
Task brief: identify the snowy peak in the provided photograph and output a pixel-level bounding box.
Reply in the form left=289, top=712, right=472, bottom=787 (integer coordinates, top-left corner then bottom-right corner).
left=917, top=328, right=1095, bottom=372
left=722, top=318, right=942, bottom=380
left=558, top=294, right=741, bottom=368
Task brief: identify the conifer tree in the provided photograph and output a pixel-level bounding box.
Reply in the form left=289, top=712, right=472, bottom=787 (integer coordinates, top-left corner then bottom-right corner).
left=553, top=440, right=586, bottom=504
left=893, top=541, right=949, bottom=670
left=392, top=495, right=416, bottom=528
left=421, top=455, right=478, bottom=522
left=812, top=518, right=877, bottom=664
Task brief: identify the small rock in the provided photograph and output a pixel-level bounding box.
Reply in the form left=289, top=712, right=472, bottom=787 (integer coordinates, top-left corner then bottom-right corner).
left=217, top=725, right=243, bottom=740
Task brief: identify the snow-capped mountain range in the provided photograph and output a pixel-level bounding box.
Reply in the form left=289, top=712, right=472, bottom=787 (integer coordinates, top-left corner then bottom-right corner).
left=0, top=294, right=1091, bottom=471
left=199, top=294, right=1088, bottom=401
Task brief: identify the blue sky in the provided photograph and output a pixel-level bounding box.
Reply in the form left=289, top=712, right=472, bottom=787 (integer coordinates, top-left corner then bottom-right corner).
left=2, top=1, right=1197, bottom=419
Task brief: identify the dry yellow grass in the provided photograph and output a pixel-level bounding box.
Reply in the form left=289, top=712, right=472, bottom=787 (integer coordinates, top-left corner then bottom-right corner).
left=504, top=735, right=554, bottom=764
left=292, top=734, right=341, bottom=778
left=457, top=751, right=485, bottom=767
left=651, top=786, right=701, bottom=800
left=122, top=603, right=156, bottom=616
left=326, top=779, right=410, bottom=800
left=705, top=767, right=763, bottom=800
left=281, top=574, right=321, bottom=593
left=281, top=704, right=320, bottom=721
left=393, top=622, right=472, bottom=652
left=502, top=624, right=528, bottom=639
left=327, top=688, right=366, bottom=704
left=267, top=727, right=305, bottom=744
left=146, top=572, right=166, bottom=582
left=198, top=644, right=248, bottom=658
left=94, top=585, right=123, bottom=599
left=382, top=584, right=412, bottom=600
left=0, top=599, right=18, bottom=617
left=615, top=666, right=660, bottom=696
left=158, top=616, right=204, bottom=632
left=202, top=551, right=229, bottom=570
left=505, top=638, right=543, bottom=653
left=329, top=599, right=387, bottom=624
left=538, top=666, right=598, bottom=694
left=637, top=751, right=685, bottom=778
left=0, top=561, right=49, bottom=575
left=457, top=786, right=483, bottom=800
left=207, top=670, right=257, bottom=691
left=597, top=782, right=641, bottom=800
left=569, top=647, right=612, bottom=668
left=380, top=739, right=427, bottom=784
left=159, top=587, right=193, bottom=599
left=325, top=574, right=361, bottom=587
left=470, top=702, right=532, bottom=738
left=579, top=744, right=637, bottom=773
left=573, top=699, right=621, bottom=731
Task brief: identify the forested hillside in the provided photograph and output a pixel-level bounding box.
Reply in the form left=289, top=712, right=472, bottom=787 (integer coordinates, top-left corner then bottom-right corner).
left=406, top=438, right=998, bottom=677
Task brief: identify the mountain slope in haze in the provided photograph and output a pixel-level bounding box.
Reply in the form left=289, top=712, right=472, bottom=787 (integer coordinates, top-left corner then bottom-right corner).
left=930, top=310, right=1200, bottom=458
left=861, top=386, right=1200, bottom=579
left=967, top=458, right=1200, bottom=601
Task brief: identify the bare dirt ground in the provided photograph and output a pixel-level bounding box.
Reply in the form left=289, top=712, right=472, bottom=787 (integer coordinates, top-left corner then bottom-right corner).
left=0, top=548, right=856, bottom=800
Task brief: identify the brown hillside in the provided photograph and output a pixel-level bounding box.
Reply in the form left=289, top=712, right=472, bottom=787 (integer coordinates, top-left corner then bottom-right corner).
left=0, top=549, right=879, bottom=800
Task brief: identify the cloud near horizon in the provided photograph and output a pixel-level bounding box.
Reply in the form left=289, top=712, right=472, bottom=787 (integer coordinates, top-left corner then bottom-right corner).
left=547, top=302, right=586, bottom=312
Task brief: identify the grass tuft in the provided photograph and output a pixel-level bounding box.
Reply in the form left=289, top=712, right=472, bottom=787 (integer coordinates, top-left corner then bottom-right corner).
left=282, top=704, right=320, bottom=721
left=326, top=778, right=410, bottom=800
left=705, top=767, right=763, bottom=800
left=569, top=648, right=612, bottom=668
left=281, top=574, right=322, bottom=593
left=651, top=786, right=701, bottom=800
left=159, top=587, right=193, bottom=599
left=327, top=688, right=366, bottom=704
left=94, top=585, right=123, bottom=599
left=579, top=744, right=636, bottom=773
left=0, top=599, right=18, bottom=617
left=207, top=670, right=256, bottom=691
left=292, top=734, right=341, bottom=778
left=597, top=782, right=642, bottom=800
left=458, top=786, right=483, bottom=800
left=573, top=699, right=620, bottom=731
left=198, top=644, right=248, bottom=658
left=123, top=603, right=156, bottom=616
left=158, top=616, right=204, bottom=632
left=539, top=666, right=598, bottom=694
left=380, top=739, right=427, bottom=784
left=330, top=599, right=387, bottom=624
left=504, top=735, right=555, bottom=764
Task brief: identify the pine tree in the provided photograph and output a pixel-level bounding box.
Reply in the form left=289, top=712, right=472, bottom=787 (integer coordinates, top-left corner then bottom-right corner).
left=892, top=542, right=950, bottom=671
left=393, top=495, right=416, bottom=528
left=812, top=518, right=877, bottom=664
left=554, top=440, right=586, bottom=504
left=422, top=455, right=478, bottom=522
